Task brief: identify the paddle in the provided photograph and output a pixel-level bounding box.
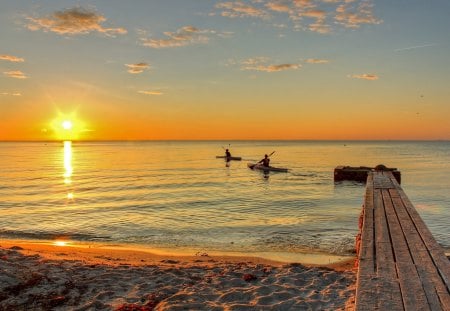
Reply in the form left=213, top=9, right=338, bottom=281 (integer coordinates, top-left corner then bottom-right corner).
left=221, top=144, right=231, bottom=151
left=249, top=151, right=275, bottom=169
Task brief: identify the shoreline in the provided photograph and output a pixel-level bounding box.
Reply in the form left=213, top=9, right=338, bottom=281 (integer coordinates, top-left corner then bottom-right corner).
left=1, top=239, right=357, bottom=310
left=0, top=238, right=356, bottom=267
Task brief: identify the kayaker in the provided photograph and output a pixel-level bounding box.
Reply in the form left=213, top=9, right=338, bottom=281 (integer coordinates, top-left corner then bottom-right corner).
left=258, top=154, right=270, bottom=167
left=225, top=149, right=231, bottom=158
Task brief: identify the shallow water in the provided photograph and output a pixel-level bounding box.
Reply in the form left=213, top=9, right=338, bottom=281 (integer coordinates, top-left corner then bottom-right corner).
left=1, top=141, right=449, bottom=262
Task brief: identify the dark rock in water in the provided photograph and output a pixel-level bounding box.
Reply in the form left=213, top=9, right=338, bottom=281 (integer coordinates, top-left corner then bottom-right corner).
left=375, top=164, right=388, bottom=171
left=334, top=165, right=401, bottom=184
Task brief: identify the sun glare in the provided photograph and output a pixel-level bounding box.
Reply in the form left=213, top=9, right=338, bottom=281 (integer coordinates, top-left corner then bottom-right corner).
left=50, top=111, right=88, bottom=141
left=62, top=120, right=73, bottom=130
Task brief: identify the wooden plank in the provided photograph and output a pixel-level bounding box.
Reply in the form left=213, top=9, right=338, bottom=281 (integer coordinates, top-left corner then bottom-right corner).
left=374, top=189, right=395, bottom=275
left=381, top=188, right=429, bottom=310
left=355, top=174, right=376, bottom=310
left=388, top=188, right=443, bottom=310
left=388, top=180, right=450, bottom=310
left=374, top=187, right=403, bottom=310
left=388, top=172, right=450, bottom=287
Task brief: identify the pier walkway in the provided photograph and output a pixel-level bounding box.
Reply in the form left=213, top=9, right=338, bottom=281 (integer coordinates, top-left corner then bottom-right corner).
left=355, top=170, right=450, bottom=310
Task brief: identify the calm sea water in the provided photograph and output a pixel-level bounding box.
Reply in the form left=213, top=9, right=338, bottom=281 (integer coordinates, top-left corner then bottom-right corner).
left=0, top=141, right=449, bottom=262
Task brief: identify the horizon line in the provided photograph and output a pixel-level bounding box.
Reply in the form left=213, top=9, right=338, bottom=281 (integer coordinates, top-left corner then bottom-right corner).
left=0, top=139, right=449, bottom=143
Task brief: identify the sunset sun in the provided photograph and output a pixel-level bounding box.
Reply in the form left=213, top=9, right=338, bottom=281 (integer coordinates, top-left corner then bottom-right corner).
left=49, top=112, right=88, bottom=141
left=62, top=120, right=73, bottom=130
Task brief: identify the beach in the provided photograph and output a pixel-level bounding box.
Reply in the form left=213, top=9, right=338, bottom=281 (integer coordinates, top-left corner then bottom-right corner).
left=0, top=240, right=356, bottom=310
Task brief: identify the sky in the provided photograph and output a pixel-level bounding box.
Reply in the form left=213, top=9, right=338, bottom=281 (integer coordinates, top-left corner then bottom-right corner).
left=1, top=0, right=449, bottom=141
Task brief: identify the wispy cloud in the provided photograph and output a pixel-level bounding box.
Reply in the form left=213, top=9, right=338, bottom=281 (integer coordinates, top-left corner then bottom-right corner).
left=216, top=2, right=269, bottom=18
left=141, top=26, right=215, bottom=48
left=0, top=92, right=22, bottom=96
left=0, top=55, right=25, bottom=62
left=349, top=73, right=379, bottom=80
left=305, top=58, right=329, bottom=64
left=265, top=2, right=290, bottom=13
left=241, top=57, right=301, bottom=72
left=335, top=1, right=382, bottom=29
left=138, top=90, right=163, bottom=96
left=394, top=43, right=438, bottom=52
left=215, top=0, right=382, bottom=34
left=26, top=7, right=127, bottom=36
left=4, top=70, right=28, bottom=79
left=125, top=62, right=150, bottom=74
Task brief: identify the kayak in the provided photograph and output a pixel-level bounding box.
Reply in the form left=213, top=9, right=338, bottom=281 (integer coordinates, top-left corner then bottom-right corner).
left=216, top=156, right=242, bottom=161
left=247, top=163, right=288, bottom=173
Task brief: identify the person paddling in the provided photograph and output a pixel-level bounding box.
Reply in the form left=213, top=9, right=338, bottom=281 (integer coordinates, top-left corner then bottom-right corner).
left=258, top=154, right=270, bottom=167
left=225, top=148, right=232, bottom=162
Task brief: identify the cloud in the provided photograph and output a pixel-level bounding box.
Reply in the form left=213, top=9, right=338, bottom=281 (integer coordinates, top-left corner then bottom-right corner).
left=26, top=7, right=127, bottom=36
left=138, top=90, right=163, bottom=95
left=349, top=73, right=378, bottom=80
left=125, top=62, right=150, bottom=74
left=215, top=0, right=381, bottom=34
left=0, top=92, right=22, bottom=96
left=302, top=9, right=326, bottom=19
left=141, top=26, right=215, bottom=48
left=394, top=43, right=438, bottom=52
left=266, top=2, right=290, bottom=13
left=4, top=71, right=28, bottom=79
left=216, top=2, right=269, bottom=18
left=241, top=57, right=301, bottom=72
left=305, top=58, right=329, bottom=64
left=335, top=1, right=382, bottom=28
left=0, top=55, right=25, bottom=62
left=308, top=21, right=331, bottom=34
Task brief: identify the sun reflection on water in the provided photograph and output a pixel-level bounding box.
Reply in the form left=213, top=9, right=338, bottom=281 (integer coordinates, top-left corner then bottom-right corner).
left=63, top=141, right=74, bottom=199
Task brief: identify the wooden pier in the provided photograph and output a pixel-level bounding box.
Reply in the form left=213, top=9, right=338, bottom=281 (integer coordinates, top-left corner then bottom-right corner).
left=334, top=165, right=401, bottom=184
left=355, top=170, right=450, bottom=310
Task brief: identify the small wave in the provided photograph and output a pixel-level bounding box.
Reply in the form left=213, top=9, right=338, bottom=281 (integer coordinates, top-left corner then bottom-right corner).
left=0, top=229, right=112, bottom=242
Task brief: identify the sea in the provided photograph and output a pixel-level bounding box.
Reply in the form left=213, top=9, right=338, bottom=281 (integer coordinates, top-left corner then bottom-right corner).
left=0, top=141, right=449, bottom=263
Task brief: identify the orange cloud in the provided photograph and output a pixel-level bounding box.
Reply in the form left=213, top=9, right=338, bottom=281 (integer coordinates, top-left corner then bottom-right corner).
left=349, top=73, right=379, bottom=80
left=141, top=26, right=211, bottom=48
left=0, top=92, right=22, bottom=96
left=125, top=63, right=150, bottom=74
left=0, top=55, right=25, bottom=62
left=335, top=2, right=382, bottom=28
left=302, top=9, right=326, bottom=19
left=266, top=2, right=290, bottom=13
left=216, top=2, right=268, bottom=18
left=4, top=70, right=28, bottom=79
left=306, top=58, right=329, bottom=64
left=26, top=7, right=127, bottom=36
left=138, top=90, right=163, bottom=95
left=241, top=57, right=301, bottom=72
left=216, top=0, right=381, bottom=34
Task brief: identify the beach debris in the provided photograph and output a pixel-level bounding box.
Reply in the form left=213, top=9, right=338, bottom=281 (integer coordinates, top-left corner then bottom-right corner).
left=115, top=294, right=161, bottom=311
left=242, top=273, right=257, bottom=282
left=160, top=259, right=179, bottom=264
left=9, top=246, right=23, bottom=250
left=115, top=303, right=152, bottom=311
left=195, top=252, right=209, bottom=257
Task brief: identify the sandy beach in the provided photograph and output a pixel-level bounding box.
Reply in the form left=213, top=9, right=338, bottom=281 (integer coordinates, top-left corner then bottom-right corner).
left=0, top=240, right=356, bottom=310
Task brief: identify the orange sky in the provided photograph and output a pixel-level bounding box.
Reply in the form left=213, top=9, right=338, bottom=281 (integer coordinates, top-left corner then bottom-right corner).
left=1, top=1, right=449, bottom=141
